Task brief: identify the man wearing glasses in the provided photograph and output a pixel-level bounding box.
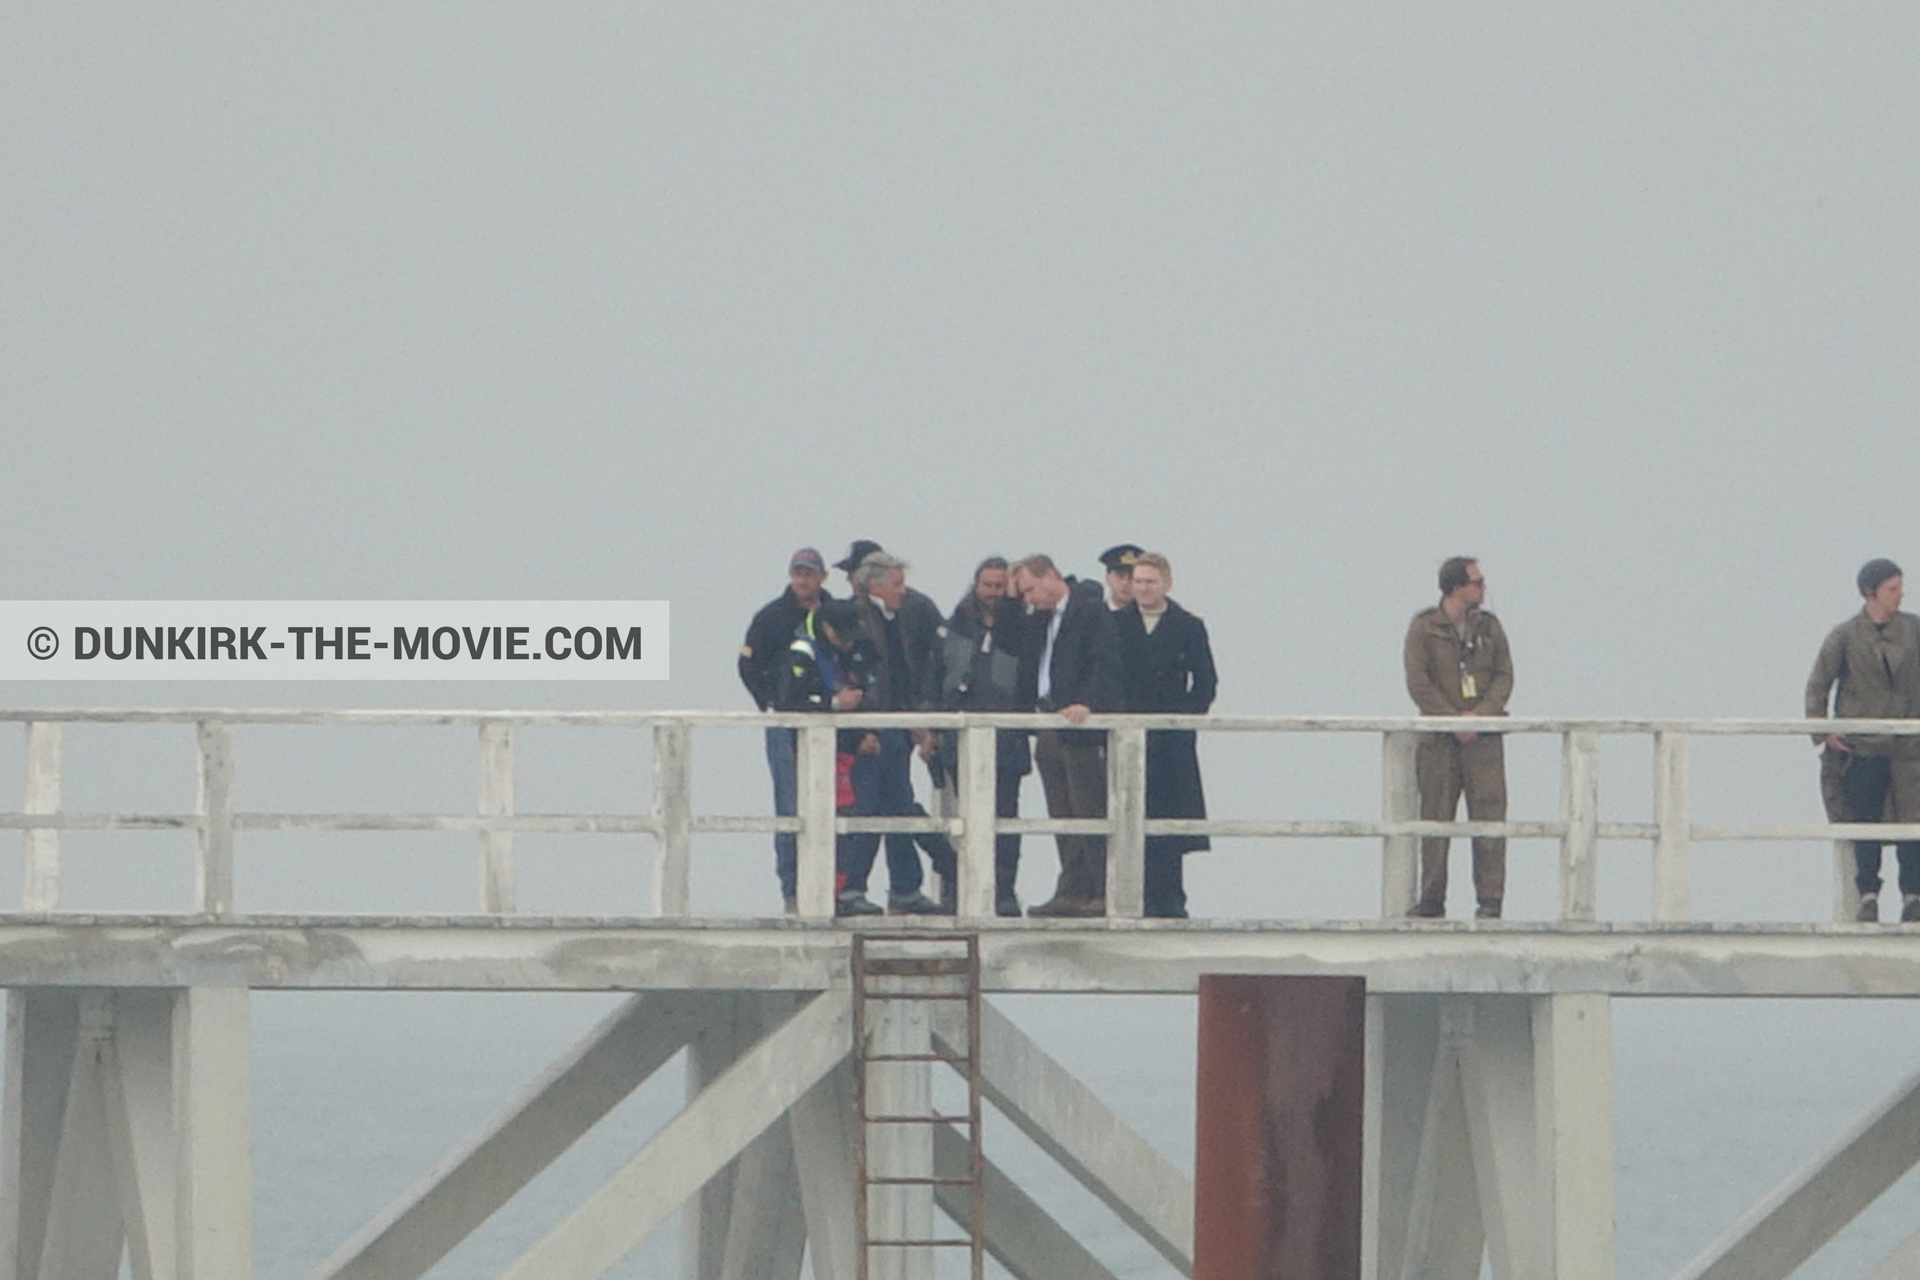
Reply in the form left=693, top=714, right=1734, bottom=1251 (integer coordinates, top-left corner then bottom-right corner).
left=1403, top=556, right=1514, bottom=920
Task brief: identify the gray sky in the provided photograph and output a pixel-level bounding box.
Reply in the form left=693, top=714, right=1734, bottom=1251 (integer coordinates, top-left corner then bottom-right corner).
left=6, top=4, right=1917, bottom=922
left=5, top=6, right=1916, bottom=714
left=6, top=9, right=1920, bottom=1273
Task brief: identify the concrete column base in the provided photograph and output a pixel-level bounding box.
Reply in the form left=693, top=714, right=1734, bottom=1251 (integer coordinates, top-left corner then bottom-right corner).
left=1365, top=993, right=1613, bottom=1280
left=1, top=986, right=252, bottom=1280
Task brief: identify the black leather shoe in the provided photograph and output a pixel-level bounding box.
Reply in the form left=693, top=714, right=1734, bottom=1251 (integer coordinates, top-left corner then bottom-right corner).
left=1408, top=899, right=1445, bottom=919
left=1029, top=895, right=1104, bottom=918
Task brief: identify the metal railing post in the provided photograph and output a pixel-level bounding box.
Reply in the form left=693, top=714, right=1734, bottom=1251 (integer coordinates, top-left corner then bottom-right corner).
left=23, top=722, right=61, bottom=912
left=196, top=720, right=235, bottom=917
left=957, top=724, right=998, bottom=919
left=1652, top=730, right=1692, bottom=922
left=1381, top=731, right=1419, bottom=917
left=1107, top=726, right=1147, bottom=918
left=651, top=720, right=693, bottom=917
left=796, top=722, right=839, bottom=918
left=1559, top=729, right=1600, bottom=921
left=478, top=721, right=516, bottom=913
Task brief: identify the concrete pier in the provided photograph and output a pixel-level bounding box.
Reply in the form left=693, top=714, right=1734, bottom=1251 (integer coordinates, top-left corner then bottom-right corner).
left=4, top=707, right=1920, bottom=1277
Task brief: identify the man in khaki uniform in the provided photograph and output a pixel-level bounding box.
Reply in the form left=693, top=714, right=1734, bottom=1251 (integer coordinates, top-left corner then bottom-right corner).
left=1404, top=556, right=1514, bottom=919
left=1806, top=558, right=1920, bottom=923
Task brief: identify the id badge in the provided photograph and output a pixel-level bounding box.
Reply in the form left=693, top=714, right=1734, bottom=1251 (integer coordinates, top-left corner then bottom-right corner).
left=1460, top=673, right=1478, bottom=700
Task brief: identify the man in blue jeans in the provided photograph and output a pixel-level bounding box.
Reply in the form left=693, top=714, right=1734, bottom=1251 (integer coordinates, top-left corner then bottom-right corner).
left=1807, top=558, right=1920, bottom=923
left=738, top=548, right=830, bottom=912
left=841, top=550, right=957, bottom=914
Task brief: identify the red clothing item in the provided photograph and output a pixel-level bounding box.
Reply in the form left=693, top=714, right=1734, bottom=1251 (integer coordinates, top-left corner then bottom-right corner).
left=836, top=751, right=856, bottom=811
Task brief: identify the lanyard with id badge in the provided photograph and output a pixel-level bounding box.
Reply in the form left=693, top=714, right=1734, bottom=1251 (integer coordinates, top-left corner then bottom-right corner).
left=1457, top=628, right=1479, bottom=702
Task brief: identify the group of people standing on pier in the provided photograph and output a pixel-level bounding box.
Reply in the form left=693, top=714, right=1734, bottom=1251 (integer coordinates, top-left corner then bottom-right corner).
left=739, top=543, right=1920, bottom=926
left=740, top=541, right=1216, bottom=919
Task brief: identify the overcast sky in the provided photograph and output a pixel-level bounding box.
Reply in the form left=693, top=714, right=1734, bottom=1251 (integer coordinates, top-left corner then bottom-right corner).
left=6, top=5, right=1917, bottom=712
left=7, top=8, right=1920, bottom=1277
left=7, top=4, right=1918, bottom=923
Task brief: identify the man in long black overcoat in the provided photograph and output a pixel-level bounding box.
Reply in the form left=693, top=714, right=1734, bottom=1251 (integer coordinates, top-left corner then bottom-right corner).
left=1113, top=552, right=1217, bottom=918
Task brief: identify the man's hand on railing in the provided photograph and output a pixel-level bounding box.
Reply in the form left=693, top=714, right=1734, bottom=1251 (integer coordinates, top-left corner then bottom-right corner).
left=1824, top=733, right=1853, bottom=753
left=1059, top=703, right=1091, bottom=726
left=1455, top=707, right=1483, bottom=744
left=831, top=687, right=864, bottom=711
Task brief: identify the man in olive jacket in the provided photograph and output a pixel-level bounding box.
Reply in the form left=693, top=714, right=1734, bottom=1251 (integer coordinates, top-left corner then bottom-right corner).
left=1404, top=556, right=1514, bottom=919
left=1806, top=557, right=1920, bottom=923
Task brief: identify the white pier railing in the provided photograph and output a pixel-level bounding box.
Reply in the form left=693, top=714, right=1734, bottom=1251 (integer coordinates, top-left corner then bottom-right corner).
left=3, top=709, right=1915, bottom=924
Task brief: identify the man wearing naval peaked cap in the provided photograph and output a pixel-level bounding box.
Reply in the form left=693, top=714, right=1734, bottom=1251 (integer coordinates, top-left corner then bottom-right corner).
left=1099, top=544, right=1144, bottom=610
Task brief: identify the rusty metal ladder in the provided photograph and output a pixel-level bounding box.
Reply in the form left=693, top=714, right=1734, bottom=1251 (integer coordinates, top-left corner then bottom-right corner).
left=851, top=933, right=985, bottom=1280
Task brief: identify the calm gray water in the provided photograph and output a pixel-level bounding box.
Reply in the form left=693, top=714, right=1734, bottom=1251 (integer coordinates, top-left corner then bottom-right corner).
left=240, top=990, right=1920, bottom=1279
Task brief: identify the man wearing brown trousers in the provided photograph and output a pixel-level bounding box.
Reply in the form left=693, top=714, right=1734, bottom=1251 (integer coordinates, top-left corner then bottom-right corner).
left=1404, top=556, right=1514, bottom=919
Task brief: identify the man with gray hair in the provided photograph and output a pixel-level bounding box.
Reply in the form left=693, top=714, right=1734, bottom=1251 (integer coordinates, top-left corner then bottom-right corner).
left=841, top=548, right=959, bottom=914
left=1808, top=557, right=1920, bottom=923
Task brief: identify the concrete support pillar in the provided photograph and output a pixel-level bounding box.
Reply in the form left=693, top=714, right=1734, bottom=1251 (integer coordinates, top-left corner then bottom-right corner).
left=173, top=987, right=253, bottom=1280
left=0, top=987, right=252, bottom=1280
left=683, top=994, right=752, bottom=1280
left=1365, top=993, right=1613, bottom=1280
left=1534, top=994, right=1614, bottom=1278
left=788, top=1063, right=861, bottom=1280
left=683, top=993, right=807, bottom=1280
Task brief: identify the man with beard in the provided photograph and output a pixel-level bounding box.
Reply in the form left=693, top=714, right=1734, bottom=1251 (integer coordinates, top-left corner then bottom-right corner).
left=1114, top=552, right=1217, bottom=918
left=941, top=556, right=1031, bottom=916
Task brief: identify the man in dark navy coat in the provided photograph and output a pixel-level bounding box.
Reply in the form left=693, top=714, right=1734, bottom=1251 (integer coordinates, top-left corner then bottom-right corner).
left=1010, top=553, right=1125, bottom=916
left=738, top=548, right=830, bottom=909
left=1113, top=552, right=1217, bottom=918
